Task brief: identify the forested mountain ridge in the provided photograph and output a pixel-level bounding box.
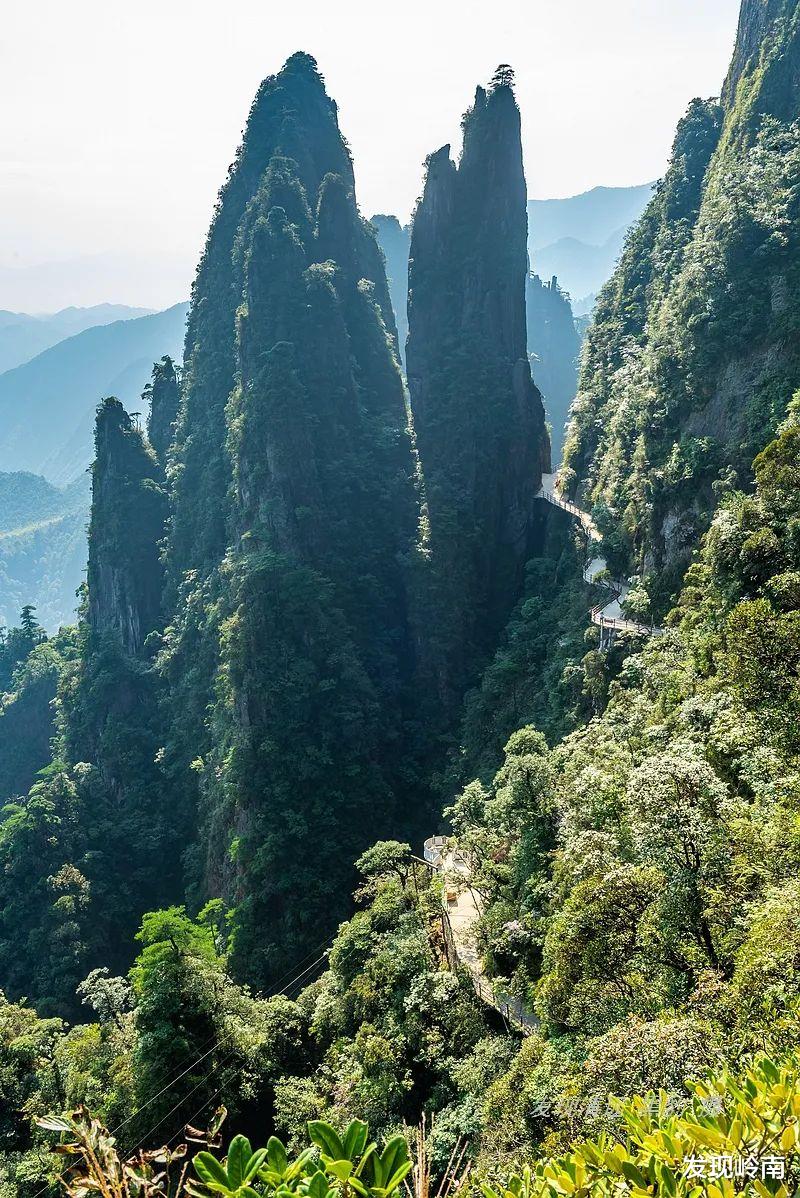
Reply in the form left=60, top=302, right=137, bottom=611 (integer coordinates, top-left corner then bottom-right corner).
left=158, top=52, right=424, bottom=986
left=0, top=472, right=76, bottom=533
left=0, top=473, right=88, bottom=631
left=563, top=0, right=800, bottom=604
left=526, top=274, right=580, bottom=458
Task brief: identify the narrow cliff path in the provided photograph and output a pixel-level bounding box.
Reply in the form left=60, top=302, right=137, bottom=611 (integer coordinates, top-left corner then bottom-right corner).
left=424, top=838, right=538, bottom=1036
left=537, top=472, right=664, bottom=639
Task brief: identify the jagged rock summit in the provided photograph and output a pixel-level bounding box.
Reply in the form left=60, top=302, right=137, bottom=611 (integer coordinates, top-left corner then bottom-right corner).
left=87, top=397, right=167, bottom=655
left=406, top=66, right=550, bottom=702
left=168, top=51, right=399, bottom=578
left=161, top=51, right=421, bottom=985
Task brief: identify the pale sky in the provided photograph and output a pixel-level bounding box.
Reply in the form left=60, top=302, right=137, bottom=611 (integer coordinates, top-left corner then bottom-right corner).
left=0, top=0, right=741, bottom=311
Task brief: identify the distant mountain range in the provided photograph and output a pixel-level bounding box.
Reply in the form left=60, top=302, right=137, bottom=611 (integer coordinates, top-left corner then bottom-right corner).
left=528, top=182, right=654, bottom=307
left=0, top=302, right=188, bottom=485
left=0, top=472, right=89, bottom=630
left=0, top=302, right=187, bottom=629
left=0, top=250, right=192, bottom=315
left=0, top=303, right=152, bottom=374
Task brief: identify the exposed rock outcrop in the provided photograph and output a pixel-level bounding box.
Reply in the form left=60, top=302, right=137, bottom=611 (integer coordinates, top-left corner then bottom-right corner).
left=145, top=355, right=180, bottom=466
left=87, top=398, right=167, bottom=655
left=722, top=0, right=789, bottom=106
left=406, top=69, right=550, bottom=702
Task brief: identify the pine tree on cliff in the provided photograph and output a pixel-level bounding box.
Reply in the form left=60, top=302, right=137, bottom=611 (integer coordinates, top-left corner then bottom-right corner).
left=406, top=66, right=550, bottom=705
left=145, top=356, right=180, bottom=466
left=162, top=54, right=421, bottom=986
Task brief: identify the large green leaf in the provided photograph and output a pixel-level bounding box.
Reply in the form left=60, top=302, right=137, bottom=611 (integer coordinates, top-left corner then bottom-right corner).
left=308, top=1170, right=332, bottom=1198
left=267, top=1136, right=288, bottom=1176
left=326, top=1159, right=354, bottom=1183
left=227, top=1135, right=254, bottom=1188
left=194, top=1151, right=232, bottom=1190
left=343, top=1120, right=369, bottom=1161
left=244, top=1148, right=268, bottom=1184
left=384, top=1161, right=413, bottom=1193
left=308, top=1122, right=344, bottom=1161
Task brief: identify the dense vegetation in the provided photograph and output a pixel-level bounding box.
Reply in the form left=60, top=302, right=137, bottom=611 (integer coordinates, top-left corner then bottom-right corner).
left=3, top=5, right=800, bottom=1194
left=32, top=1055, right=800, bottom=1196
left=564, top=0, right=800, bottom=606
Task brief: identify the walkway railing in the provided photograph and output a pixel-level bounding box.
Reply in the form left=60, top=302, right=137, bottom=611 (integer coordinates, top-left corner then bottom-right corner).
left=537, top=487, right=600, bottom=540
left=430, top=841, right=537, bottom=1037
left=537, top=477, right=664, bottom=641
left=590, top=604, right=654, bottom=636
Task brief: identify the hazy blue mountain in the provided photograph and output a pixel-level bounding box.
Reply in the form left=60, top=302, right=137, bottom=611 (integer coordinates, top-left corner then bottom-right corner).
left=0, top=471, right=73, bottom=532
left=370, top=215, right=411, bottom=364
left=527, top=274, right=580, bottom=459
left=0, top=471, right=89, bottom=630
left=0, top=302, right=188, bottom=484
left=0, top=303, right=152, bottom=374
left=528, top=183, right=653, bottom=305
left=532, top=226, right=630, bottom=306
left=528, top=183, right=654, bottom=250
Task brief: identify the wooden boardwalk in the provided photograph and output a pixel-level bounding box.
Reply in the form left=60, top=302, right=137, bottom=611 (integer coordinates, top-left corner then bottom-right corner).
left=425, top=839, right=538, bottom=1036
left=536, top=473, right=663, bottom=643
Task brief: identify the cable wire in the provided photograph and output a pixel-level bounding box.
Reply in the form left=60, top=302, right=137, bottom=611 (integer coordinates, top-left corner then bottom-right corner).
left=30, top=937, right=332, bottom=1198
left=117, top=950, right=329, bottom=1156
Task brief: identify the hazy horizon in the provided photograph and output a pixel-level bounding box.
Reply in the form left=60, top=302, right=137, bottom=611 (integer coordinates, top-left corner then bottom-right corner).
left=1, top=0, right=741, bottom=311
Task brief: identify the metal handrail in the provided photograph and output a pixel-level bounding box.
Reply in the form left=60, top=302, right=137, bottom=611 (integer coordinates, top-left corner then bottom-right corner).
left=539, top=482, right=664, bottom=638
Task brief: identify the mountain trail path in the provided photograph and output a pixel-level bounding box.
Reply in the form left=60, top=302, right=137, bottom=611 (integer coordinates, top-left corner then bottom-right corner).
left=537, top=472, right=664, bottom=640
left=423, top=837, right=538, bottom=1036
